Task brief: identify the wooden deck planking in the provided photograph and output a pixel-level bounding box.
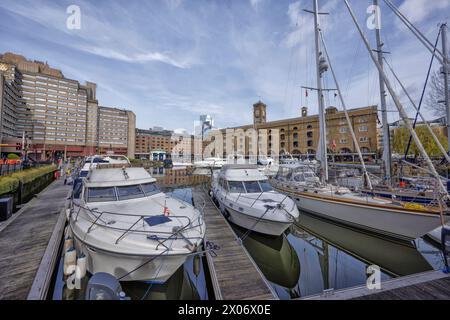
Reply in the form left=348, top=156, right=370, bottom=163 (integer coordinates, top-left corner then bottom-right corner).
left=300, top=270, right=450, bottom=300
left=354, top=277, right=450, bottom=300
left=192, top=185, right=276, bottom=300
left=0, top=180, right=71, bottom=300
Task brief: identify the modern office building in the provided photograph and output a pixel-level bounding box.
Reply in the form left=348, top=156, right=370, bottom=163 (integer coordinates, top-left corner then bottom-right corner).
left=135, top=127, right=193, bottom=162
left=0, top=52, right=135, bottom=159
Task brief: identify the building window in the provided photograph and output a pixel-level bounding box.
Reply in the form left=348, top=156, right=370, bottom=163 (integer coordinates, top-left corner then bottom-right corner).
left=359, top=126, right=368, bottom=132
left=359, top=137, right=369, bottom=143
left=293, top=141, right=299, bottom=148
left=339, top=127, right=348, bottom=133
left=307, top=131, right=313, bottom=138
left=293, top=133, right=298, bottom=140
left=307, top=140, right=313, bottom=147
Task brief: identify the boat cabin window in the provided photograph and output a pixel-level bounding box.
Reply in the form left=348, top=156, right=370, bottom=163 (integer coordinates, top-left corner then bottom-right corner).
left=87, top=187, right=117, bottom=202
left=141, top=182, right=160, bottom=196
left=117, top=185, right=144, bottom=200
left=243, top=181, right=262, bottom=193
left=79, top=170, right=89, bottom=177
left=228, top=181, right=246, bottom=193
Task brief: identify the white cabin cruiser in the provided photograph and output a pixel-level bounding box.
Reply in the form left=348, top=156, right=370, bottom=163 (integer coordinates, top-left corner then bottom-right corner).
left=211, top=165, right=299, bottom=236
left=69, top=161, right=205, bottom=282
left=193, top=157, right=226, bottom=169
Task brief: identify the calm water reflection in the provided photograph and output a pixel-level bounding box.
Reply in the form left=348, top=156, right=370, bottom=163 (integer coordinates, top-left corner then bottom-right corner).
left=230, top=212, right=444, bottom=299
left=54, top=167, right=445, bottom=300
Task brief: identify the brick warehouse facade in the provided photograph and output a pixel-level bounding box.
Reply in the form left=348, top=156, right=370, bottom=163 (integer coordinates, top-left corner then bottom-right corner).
left=207, top=101, right=379, bottom=160
left=0, top=52, right=135, bottom=159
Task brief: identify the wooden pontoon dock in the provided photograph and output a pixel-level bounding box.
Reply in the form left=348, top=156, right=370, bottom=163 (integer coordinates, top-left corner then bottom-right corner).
left=192, top=185, right=277, bottom=300
left=0, top=179, right=71, bottom=300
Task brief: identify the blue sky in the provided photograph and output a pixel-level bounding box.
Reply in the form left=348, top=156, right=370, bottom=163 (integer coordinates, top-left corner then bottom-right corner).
left=0, top=0, right=449, bottom=132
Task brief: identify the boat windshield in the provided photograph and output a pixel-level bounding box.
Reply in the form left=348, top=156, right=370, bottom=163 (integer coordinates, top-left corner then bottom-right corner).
left=117, top=185, right=144, bottom=200
left=88, top=187, right=117, bottom=202
left=244, top=181, right=262, bottom=193
left=228, top=181, right=246, bottom=193
left=259, top=180, right=273, bottom=192
left=141, top=182, right=160, bottom=196
left=227, top=180, right=273, bottom=193
left=86, top=182, right=161, bottom=203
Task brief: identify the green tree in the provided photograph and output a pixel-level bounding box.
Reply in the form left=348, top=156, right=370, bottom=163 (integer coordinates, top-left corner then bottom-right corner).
left=7, top=153, right=20, bottom=160
left=391, top=126, right=448, bottom=157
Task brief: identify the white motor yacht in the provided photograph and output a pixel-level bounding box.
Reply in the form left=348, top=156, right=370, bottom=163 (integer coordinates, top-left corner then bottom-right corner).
left=69, top=160, right=205, bottom=282
left=211, top=164, right=299, bottom=236
left=193, top=157, right=226, bottom=169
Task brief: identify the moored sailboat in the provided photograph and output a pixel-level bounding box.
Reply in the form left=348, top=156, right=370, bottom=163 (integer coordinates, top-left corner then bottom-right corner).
left=271, top=0, right=450, bottom=242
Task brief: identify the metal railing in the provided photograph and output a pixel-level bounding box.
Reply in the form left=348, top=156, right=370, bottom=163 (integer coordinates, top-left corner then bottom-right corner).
left=71, top=202, right=205, bottom=250
left=0, top=164, right=23, bottom=176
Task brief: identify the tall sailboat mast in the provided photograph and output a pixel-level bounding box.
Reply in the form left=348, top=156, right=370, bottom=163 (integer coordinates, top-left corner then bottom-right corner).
left=442, top=23, right=450, bottom=154
left=374, top=0, right=392, bottom=186
left=313, top=0, right=328, bottom=183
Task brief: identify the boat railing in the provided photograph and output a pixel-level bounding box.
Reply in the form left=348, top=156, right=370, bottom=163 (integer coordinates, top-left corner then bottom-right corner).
left=71, top=203, right=205, bottom=246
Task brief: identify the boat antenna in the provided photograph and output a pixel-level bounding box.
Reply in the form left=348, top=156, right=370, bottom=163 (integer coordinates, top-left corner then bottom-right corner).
left=343, top=0, right=450, bottom=212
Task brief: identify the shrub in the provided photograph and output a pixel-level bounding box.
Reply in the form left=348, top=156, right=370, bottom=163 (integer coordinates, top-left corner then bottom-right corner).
left=0, top=176, right=20, bottom=195
left=0, top=165, right=57, bottom=195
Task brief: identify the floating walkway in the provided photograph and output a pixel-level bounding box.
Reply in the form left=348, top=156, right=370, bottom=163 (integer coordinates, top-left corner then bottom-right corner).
left=300, top=270, right=450, bottom=300
left=0, top=179, right=71, bottom=300
left=192, top=185, right=277, bottom=300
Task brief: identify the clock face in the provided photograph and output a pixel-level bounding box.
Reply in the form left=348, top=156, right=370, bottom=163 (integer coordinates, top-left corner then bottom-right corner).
left=0, top=63, right=8, bottom=71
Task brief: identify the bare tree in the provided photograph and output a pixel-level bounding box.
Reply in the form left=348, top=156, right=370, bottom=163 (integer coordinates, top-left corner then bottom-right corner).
left=425, top=70, right=448, bottom=117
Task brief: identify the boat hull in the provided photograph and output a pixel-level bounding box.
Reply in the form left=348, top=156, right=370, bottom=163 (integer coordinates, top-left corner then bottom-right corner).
left=218, top=202, right=291, bottom=236
left=290, top=192, right=447, bottom=241
left=73, top=234, right=188, bottom=282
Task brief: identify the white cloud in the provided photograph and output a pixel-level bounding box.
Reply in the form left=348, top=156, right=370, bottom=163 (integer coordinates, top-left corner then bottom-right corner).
left=250, top=0, right=263, bottom=11
left=79, top=46, right=190, bottom=69
left=397, top=0, right=450, bottom=24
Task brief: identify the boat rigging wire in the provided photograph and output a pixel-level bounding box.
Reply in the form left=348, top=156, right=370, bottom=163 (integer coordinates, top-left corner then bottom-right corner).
left=383, top=56, right=450, bottom=164
left=343, top=0, right=449, bottom=226
left=318, top=29, right=373, bottom=190
left=404, top=28, right=442, bottom=159
left=382, top=0, right=444, bottom=64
